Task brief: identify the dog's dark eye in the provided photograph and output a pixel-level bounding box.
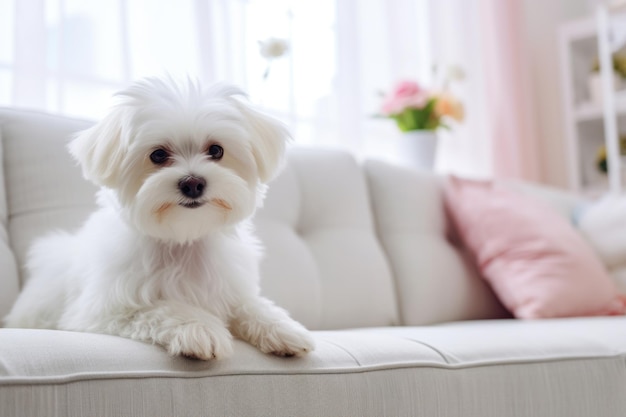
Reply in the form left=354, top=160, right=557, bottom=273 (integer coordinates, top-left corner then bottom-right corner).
left=150, top=148, right=170, bottom=165
left=207, top=144, right=224, bottom=160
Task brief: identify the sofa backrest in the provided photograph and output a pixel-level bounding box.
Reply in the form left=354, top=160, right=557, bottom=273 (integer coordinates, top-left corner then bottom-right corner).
left=364, top=161, right=510, bottom=325
left=0, top=108, right=401, bottom=329
left=254, top=149, right=399, bottom=329
left=0, top=109, right=97, bottom=320
left=0, top=108, right=583, bottom=329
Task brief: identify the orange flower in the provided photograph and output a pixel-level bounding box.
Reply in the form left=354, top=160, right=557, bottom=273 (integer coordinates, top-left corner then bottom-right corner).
left=434, top=92, right=464, bottom=123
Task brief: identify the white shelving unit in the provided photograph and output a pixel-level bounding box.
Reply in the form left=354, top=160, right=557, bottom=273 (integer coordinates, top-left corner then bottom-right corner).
left=559, top=5, right=626, bottom=197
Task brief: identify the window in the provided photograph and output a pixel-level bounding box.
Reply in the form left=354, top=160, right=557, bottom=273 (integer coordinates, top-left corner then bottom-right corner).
left=2, top=0, right=431, bottom=157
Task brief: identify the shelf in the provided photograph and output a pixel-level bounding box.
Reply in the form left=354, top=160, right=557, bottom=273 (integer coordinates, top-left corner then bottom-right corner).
left=560, top=6, right=626, bottom=194
left=575, top=90, right=626, bottom=121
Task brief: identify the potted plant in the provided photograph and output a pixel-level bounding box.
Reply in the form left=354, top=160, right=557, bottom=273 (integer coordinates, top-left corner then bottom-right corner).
left=589, top=52, right=626, bottom=104
left=596, top=134, right=626, bottom=174
left=379, top=70, right=464, bottom=169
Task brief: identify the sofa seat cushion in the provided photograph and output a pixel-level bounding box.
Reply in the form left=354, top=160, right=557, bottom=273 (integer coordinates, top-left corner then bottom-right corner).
left=2, top=317, right=625, bottom=417
left=360, top=317, right=626, bottom=365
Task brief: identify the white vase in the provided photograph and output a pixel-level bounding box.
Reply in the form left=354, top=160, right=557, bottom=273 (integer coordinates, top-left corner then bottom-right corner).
left=395, top=130, right=438, bottom=170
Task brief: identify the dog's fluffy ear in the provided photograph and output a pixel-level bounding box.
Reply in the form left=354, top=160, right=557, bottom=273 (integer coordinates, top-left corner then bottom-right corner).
left=212, top=84, right=289, bottom=184
left=237, top=102, right=291, bottom=183
left=68, top=107, right=127, bottom=188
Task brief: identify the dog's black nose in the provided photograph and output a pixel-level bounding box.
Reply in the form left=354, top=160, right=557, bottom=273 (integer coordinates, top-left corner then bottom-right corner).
left=178, top=176, right=206, bottom=199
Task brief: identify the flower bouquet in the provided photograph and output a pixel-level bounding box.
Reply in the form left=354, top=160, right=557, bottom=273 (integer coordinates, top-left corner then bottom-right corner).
left=377, top=71, right=464, bottom=169
left=380, top=79, right=464, bottom=132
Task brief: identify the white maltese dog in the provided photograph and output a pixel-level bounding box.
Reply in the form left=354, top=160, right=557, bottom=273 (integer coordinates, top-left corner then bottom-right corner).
left=4, top=76, right=315, bottom=360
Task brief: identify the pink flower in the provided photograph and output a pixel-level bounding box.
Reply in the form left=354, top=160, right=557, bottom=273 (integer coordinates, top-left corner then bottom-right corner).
left=381, top=80, right=430, bottom=115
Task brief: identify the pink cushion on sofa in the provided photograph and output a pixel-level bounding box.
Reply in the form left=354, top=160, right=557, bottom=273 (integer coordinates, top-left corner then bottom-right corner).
left=444, top=176, right=626, bottom=319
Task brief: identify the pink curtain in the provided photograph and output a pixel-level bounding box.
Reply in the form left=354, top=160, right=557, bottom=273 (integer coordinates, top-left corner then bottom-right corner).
left=479, top=0, right=542, bottom=181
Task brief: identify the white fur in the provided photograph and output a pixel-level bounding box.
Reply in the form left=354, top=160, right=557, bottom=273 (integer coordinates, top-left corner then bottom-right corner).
left=4, top=76, right=314, bottom=359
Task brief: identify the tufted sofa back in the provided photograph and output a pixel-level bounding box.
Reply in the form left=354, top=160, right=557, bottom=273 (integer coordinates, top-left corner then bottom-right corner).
left=0, top=108, right=581, bottom=330
left=0, top=109, right=95, bottom=321
left=255, top=150, right=399, bottom=329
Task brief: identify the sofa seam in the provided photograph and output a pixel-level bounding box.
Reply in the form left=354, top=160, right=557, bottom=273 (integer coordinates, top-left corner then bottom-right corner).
left=399, top=337, right=451, bottom=364
left=1, top=353, right=624, bottom=387
left=321, top=339, right=362, bottom=366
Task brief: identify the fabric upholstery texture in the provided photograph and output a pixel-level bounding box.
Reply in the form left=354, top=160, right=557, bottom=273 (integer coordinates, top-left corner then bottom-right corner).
left=255, top=149, right=399, bottom=330
left=364, top=161, right=509, bottom=325
left=0, top=109, right=96, bottom=285
left=2, top=317, right=626, bottom=417
left=0, top=126, right=19, bottom=319
left=444, top=176, right=626, bottom=319
left=577, top=195, right=626, bottom=270
left=1, top=107, right=626, bottom=417
left=502, top=177, right=582, bottom=220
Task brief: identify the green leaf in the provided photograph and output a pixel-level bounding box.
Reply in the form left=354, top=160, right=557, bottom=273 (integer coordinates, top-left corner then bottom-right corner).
left=390, top=98, right=443, bottom=132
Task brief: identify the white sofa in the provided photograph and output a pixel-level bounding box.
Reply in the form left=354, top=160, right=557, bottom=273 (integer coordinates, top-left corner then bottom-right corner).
left=1, top=108, right=625, bottom=417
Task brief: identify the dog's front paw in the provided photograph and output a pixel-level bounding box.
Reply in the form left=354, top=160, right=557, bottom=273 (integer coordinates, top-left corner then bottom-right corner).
left=256, top=320, right=316, bottom=357
left=166, top=321, right=234, bottom=360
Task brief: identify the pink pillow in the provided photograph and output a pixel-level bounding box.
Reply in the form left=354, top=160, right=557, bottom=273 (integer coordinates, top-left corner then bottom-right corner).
left=444, top=176, right=626, bottom=319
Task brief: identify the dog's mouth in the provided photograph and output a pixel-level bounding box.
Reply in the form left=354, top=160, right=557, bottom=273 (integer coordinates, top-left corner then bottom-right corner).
left=179, top=201, right=204, bottom=209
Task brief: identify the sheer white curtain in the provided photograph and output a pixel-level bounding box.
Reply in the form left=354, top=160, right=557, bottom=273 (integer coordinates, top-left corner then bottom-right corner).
left=428, top=0, right=492, bottom=178
left=429, top=0, right=543, bottom=180
left=2, top=0, right=247, bottom=117
left=0, top=0, right=432, bottom=158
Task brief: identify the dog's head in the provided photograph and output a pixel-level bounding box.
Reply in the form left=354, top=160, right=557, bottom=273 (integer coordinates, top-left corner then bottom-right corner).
left=69, top=76, right=289, bottom=243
